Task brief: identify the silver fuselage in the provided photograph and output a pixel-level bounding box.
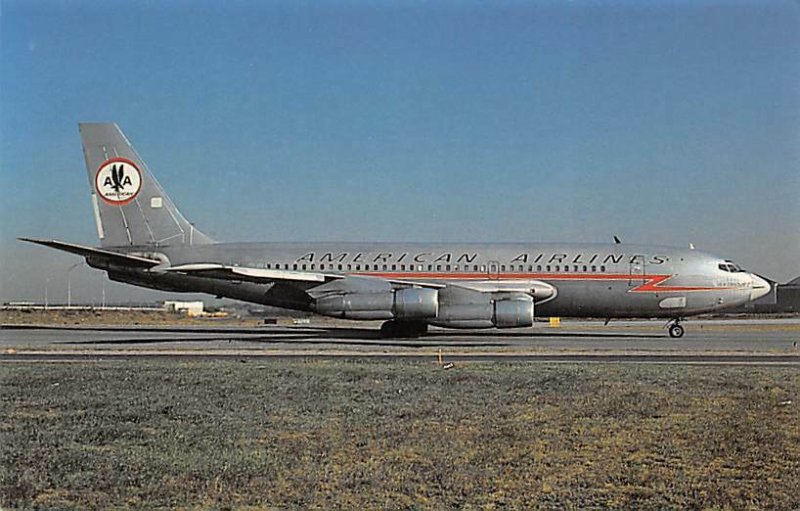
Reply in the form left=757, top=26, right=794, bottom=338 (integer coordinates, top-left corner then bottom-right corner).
left=104, top=241, right=769, bottom=319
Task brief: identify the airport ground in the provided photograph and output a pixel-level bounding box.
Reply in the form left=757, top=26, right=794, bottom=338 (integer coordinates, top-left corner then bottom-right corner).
left=1, top=312, right=799, bottom=509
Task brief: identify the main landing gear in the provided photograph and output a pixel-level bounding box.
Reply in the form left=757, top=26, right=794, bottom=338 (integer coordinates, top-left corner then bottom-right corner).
left=380, top=320, right=428, bottom=339
left=667, top=318, right=685, bottom=338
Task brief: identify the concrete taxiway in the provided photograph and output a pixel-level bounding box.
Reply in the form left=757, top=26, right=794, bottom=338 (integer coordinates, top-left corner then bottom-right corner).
left=1, top=319, right=799, bottom=365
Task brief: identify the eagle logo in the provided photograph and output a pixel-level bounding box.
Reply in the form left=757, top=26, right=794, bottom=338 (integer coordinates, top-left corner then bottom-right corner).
left=108, top=164, right=128, bottom=192
left=95, top=158, right=142, bottom=205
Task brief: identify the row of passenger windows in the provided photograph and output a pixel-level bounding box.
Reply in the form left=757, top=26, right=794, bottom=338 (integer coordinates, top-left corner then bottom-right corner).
left=262, top=263, right=608, bottom=273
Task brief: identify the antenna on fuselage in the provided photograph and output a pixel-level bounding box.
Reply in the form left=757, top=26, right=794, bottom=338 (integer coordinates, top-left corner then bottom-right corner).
left=689, top=243, right=695, bottom=250
left=613, top=235, right=622, bottom=244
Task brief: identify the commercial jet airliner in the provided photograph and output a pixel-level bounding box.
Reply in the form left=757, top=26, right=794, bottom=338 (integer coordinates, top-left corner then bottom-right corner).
left=21, top=124, right=771, bottom=338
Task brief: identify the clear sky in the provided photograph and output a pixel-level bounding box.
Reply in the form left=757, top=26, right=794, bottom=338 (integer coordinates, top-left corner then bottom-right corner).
left=2, top=0, right=799, bottom=304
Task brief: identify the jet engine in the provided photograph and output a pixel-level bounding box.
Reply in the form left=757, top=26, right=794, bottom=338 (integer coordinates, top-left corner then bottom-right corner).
left=431, top=295, right=534, bottom=329
left=314, top=287, right=439, bottom=320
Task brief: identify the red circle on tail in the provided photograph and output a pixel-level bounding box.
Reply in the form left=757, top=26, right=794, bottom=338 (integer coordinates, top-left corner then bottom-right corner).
left=95, top=157, right=143, bottom=206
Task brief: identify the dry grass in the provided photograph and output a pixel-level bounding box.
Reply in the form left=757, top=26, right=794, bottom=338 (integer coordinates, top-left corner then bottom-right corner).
left=0, top=309, right=261, bottom=327
left=1, top=360, right=798, bottom=509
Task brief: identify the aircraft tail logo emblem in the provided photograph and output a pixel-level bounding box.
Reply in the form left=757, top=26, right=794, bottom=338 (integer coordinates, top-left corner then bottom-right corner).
left=95, top=158, right=142, bottom=205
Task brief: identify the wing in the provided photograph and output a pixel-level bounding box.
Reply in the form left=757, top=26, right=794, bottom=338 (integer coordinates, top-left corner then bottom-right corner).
left=162, top=263, right=555, bottom=301
left=162, top=263, right=337, bottom=284
left=162, top=263, right=445, bottom=290
left=449, top=279, right=556, bottom=300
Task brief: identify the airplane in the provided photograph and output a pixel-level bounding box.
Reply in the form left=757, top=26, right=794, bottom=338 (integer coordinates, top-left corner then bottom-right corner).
left=20, top=123, right=771, bottom=338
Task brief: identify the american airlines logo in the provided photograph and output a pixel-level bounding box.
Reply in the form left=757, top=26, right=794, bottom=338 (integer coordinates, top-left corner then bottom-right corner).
left=95, top=158, right=142, bottom=206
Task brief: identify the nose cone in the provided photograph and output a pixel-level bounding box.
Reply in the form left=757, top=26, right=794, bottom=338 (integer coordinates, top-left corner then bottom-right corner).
left=749, top=274, right=771, bottom=301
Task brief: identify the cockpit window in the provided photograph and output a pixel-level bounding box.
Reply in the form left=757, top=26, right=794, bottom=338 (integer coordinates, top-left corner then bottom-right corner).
left=719, top=261, right=744, bottom=272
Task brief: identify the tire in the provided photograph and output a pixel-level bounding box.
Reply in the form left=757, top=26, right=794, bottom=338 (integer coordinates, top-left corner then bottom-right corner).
left=668, top=324, right=685, bottom=338
left=380, top=321, right=398, bottom=338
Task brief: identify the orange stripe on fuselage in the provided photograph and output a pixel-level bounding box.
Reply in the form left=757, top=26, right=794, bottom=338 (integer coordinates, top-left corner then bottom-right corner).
left=349, top=272, right=729, bottom=293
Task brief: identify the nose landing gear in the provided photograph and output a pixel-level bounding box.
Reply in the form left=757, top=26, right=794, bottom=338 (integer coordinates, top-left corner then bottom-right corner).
left=667, top=319, right=685, bottom=338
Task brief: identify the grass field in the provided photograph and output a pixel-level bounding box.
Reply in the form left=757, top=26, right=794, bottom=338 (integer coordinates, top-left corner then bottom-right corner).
left=1, top=360, right=799, bottom=509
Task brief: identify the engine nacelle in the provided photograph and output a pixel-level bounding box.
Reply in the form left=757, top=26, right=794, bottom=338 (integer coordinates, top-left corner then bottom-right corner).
left=394, top=288, right=440, bottom=319
left=314, top=288, right=439, bottom=320
left=494, top=299, right=534, bottom=328
left=431, top=297, right=534, bottom=329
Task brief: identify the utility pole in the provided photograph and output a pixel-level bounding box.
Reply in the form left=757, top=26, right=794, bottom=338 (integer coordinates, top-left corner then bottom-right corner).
left=66, top=262, right=82, bottom=308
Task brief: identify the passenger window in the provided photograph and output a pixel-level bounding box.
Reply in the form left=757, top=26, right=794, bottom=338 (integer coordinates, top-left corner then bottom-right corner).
left=284, top=264, right=289, bottom=270
left=546, top=265, right=551, bottom=272
left=582, top=265, right=587, bottom=272
left=373, top=264, right=378, bottom=270
left=473, top=265, right=479, bottom=271
left=293, top=264, right=298, bottom=270
left=573, top=265, right=578, bottom=272
left=356, top=264, right=360, bottom=271
left=436, top=265, right=442, bottom=271
left=501, top=265, right=506, bottom=271
left=446, top=265, right=451, bottom=271
left=302, top=264, right=306, bottom=270
left=480, top=265, right=487, bottom=271
left=564, top=266, right=569, bottom=272
left=391, top=264, right=396, bottom=271
left=400, top=264, right=405, bottom=271
left=428, top=265, right=433, bottom=271
left=320, top=264, right=325, bottom=270
left=347, top=264, right=352, bottom=270
left=591, top=265, right=597, bottom=272
left=537, top=265, right=542, bottom=272
left=338, top=264, right=343, bottom=270
left=600, top=265, right=606, bottom=272
left=382, top=264, right=387, bottom=270
left=310, top=264, right=315, bottom=270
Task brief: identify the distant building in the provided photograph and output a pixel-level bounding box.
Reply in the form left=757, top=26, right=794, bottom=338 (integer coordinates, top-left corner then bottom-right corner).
left=777, top=276, right=800, bottom=313
left=163, top=300, right=205, bottom=317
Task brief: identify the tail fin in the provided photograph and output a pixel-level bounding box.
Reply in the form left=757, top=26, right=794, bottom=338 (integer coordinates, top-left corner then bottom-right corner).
left=79, top=123, right=213, bottom=248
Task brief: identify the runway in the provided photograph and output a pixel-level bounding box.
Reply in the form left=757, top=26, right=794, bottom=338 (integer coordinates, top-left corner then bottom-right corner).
left=2, top=319, right=799, bottom=365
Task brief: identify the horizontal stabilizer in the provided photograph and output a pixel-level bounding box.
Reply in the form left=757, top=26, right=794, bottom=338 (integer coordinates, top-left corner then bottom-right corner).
left=18, top=238, right=161, bottom=268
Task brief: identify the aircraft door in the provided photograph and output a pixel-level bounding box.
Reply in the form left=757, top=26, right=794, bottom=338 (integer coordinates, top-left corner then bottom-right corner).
left=488, top=260, right=500, bottom=280
left=628, top=256, right=646, bottom=286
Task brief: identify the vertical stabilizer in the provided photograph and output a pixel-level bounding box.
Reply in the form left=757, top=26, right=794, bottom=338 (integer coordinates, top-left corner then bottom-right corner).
left=79, top=123, right=213, bottom=248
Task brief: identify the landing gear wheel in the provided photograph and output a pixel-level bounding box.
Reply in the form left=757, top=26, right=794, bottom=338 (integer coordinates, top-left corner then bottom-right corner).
left=668, top=323, right=685, bottom=338
left=380, top=320, right=428, bottom=338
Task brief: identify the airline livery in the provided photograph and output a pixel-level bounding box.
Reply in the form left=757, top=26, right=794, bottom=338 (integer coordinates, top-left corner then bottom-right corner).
left=21, top=124, right=770, bottom=338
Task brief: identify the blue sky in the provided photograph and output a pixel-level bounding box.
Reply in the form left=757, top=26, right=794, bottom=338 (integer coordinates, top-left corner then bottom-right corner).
left=2, top=0, right=798, bottom=303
